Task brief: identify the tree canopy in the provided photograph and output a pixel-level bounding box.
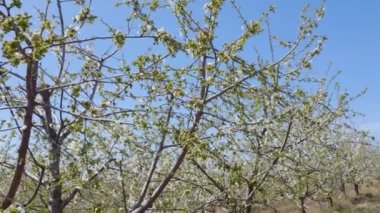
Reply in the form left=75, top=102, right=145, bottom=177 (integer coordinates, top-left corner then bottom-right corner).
left=0, top=0, right=378, bottom=212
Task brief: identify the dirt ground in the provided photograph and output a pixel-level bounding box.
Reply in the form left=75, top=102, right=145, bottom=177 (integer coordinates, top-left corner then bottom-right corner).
left=254, top=181, right=380, bottom=213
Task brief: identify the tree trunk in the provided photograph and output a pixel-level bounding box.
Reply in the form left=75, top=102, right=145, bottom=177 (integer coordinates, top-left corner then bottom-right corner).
left=327, top=195, right=333, bottom=207
left=299, top=197, right=307, bottom=213
left=1, top=61, right=38, bottom=210
left=48, top=140, right=62, bottom=213
left=40, top=89, right=63, bottom=212
left=340, top=181, right=346, bottom=195
left=245, top=184, right=254, bottom=213
left=354, top=182, right=360, bottom=196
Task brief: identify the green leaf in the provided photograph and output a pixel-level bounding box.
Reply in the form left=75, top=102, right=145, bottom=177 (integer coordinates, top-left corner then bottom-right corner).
left=113, top=31, right=125, bottom=48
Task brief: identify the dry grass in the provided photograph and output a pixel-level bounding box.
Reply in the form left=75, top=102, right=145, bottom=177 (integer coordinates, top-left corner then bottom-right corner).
left=253, top=181, right=380, bottom=213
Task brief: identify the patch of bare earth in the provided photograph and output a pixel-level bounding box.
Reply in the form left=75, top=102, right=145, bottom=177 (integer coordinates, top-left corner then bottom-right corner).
left=252, top=181, right=380, bottom=213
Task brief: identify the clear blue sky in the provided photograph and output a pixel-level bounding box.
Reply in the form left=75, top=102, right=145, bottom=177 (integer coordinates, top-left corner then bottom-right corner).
left=76, top=0, right=380, bottom=139
left=19, top=1, right=380, bottom=139
left=218, top=1, right=380, bottom=139
left=308, top=1, right=380, bottom=139
left=318, top=1, right=380, bottom=139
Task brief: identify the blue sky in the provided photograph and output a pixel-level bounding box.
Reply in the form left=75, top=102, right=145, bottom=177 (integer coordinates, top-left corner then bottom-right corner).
left=11, top=0, right=380, bottom=139
left=309, top=1, right=380, bottom=139
left=319, top=1, right=380, bottom=139
left=64, top=0, right=380, bottom=139
left=229, top=1, right=380, bottom=139
left=204, top=0, right=380, bottom=139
